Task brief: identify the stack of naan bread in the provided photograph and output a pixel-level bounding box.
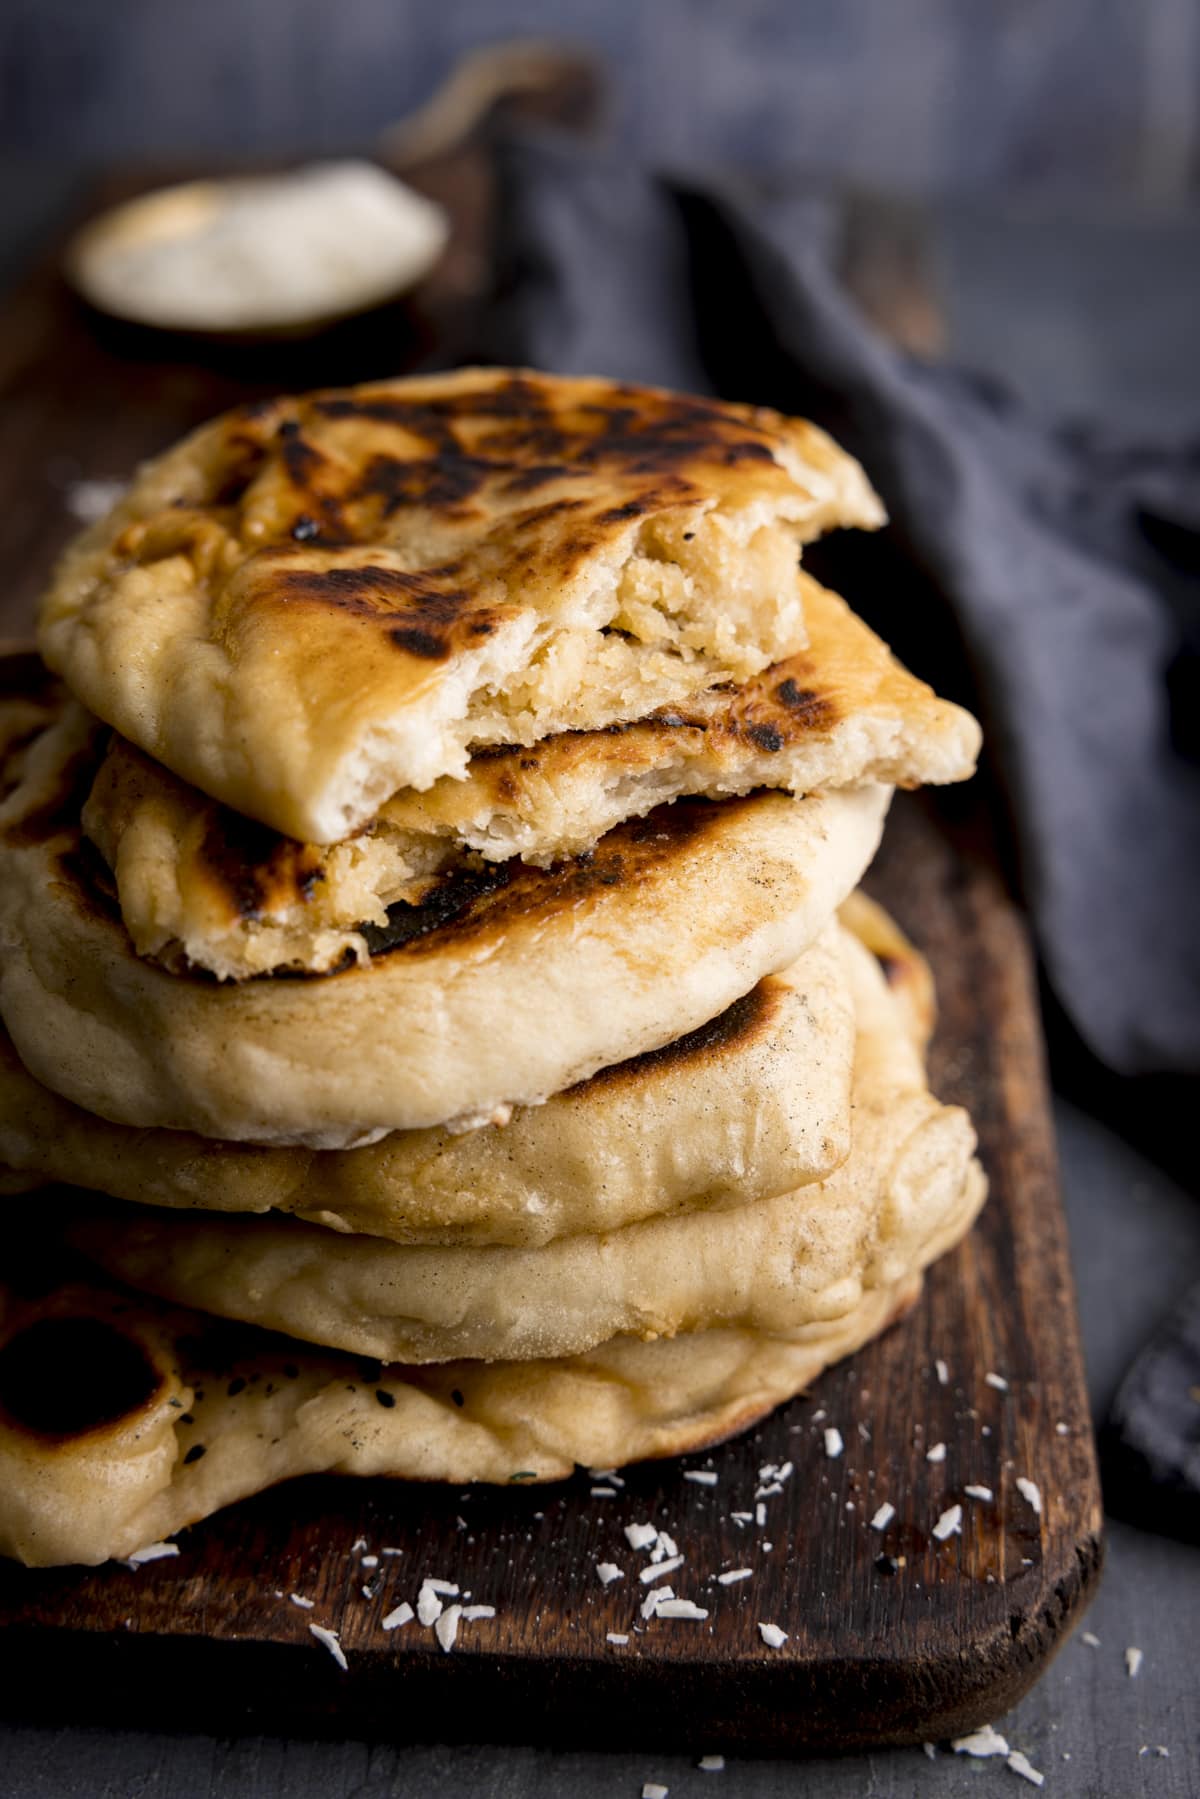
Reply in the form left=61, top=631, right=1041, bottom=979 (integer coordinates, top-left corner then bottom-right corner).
left=0, top=369, right=983, bottom=1567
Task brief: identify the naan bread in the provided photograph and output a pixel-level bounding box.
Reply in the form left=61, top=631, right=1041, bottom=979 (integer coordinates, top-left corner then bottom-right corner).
left=59, top=929, right=984, bottom=1363
left=85, top=574, right=980, bottom=979
left=0, top=1250, right=935, bottom=1568
left=838, top=888, right=935, bottom=1051
left=0, top=692, right=889, bottom=1145
left=0, top=924, right=854, bottom=1248
left=39, top=368, right=884, bottom=843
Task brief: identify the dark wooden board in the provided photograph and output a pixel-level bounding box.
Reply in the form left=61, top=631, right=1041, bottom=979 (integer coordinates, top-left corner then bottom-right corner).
left=0, top=179, right=1102, bottom=1754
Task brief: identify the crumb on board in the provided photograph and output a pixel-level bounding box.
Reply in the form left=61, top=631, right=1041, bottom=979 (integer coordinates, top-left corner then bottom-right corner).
left=932, top=1504, right=962, bottom=1541
left=308, top=1623, right=347, bottom=1671
left=124, top=1541, right=180, bottom=1568
left=952, top=1724, right=1010, bottom=1758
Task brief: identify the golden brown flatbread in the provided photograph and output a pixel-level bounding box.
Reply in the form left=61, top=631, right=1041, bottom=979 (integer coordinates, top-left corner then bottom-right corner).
left=0, top=923, right=855, bottom=1249
left=39, top=368, right=884, bottom=843
left=59, top=926, right=981, bottom=1363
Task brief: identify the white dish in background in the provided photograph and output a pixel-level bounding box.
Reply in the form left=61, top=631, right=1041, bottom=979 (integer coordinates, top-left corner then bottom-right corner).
left=66, top=159, right=450, bottom=335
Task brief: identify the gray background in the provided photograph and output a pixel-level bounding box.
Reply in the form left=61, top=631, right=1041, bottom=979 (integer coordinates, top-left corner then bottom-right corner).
left=1, top=2, right=1199, bottom=1791
left=2, top=0, right=1200, bottom=199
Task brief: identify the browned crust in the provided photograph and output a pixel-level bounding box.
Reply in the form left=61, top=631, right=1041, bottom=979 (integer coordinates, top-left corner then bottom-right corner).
left=102, top=370, right=835, bottom=670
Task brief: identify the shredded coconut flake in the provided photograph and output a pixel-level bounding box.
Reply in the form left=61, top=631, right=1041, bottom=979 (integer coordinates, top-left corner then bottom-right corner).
left=964, top=1485, right=993, bottom=1502
left=1125, top=1646, right=1144, bottom=1678
left=382, top=1601, right=414, bottom=1631
left=952, top=1724, right=1010, bottom=1758
left=65, top=476, right=127, bottom=523
left=360, top=1554, right=379, bottom=1568
left=461, top=1605, right=495, bottom=1622
left=754, top=1503, right=767, bottom=1527
left=935, top=1359, right=950, bottom=1385
left=607, top=1632, right=629, bottom=1645
left=625, top=1522, right=659, bottom=1551
left=588, top=1468, right=624, bottom=1486
left=642, top=1785, right=668, bottom=1799
left=417, top=1582, right=446, bottom=1626
left=596, top=1561, right=624, bottom=1585
left=1016, top=1478, right=1043, bottom=1517
left=932, top=1504, right=963, bottom=1541
left=698, top=1754, right=725, bottom=1770
left=1007, top=1750, right=1045, bottom=1786
left=925, top=1442, right=947, bottom=1464
left=641, top=1585, right=674, bottom=1620
left=758, top=1621, right=788, bottom=1649
left=870, top=1503, right=896, bottom=1531
left=124, top=1541, right=180, bottom=1567
left=655, top=1599, right=709, bottom=1620
left=717, top=1568, right=753, bottom=1585
left=684, top=1470, right=719, bottom=1486
left=1081, top=1631, right=1101, bottom=1648
left=590, top=1486, right=618, bottom=1498
left=985, top=1372, right=1009, bottom=1391
left=435, top=1604, right=462, bottom=1652
left=640, top=1555, right=684, bottom=1583
left=824, top=1427, right=844, bottom=1459
left=308, top=1623, right=347, bottom=1671
left=289, top=1593, right=315, bottom=1610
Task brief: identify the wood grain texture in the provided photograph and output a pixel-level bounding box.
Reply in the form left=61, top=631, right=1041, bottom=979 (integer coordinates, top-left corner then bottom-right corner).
left=0, top=178, right=1101, bottom=1753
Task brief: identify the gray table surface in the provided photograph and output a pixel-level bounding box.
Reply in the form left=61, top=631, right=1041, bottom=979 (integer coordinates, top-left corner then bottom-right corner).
left=0, top=172, right=1197, bottom=1798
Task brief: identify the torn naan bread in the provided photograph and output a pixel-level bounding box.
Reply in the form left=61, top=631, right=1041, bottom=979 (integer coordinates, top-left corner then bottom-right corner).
left=0, top=684, right=889, bottom=1145
left=0, top=922, right=854, bottom=1248
left=59, top=926, right=984, bottom=1363
left=84, top=574, right=979, bottom=979
left=38, top=368, right=883, bottom=843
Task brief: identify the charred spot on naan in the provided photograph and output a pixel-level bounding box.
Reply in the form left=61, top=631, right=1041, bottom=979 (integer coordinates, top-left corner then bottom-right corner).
left=579, top=977, right=781, bottom=1092
left=0, top=1310, right=167, bottom=1443
left=196, top=808, right=328, bottom=925
left=355, top=795, right=755, bottom=968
